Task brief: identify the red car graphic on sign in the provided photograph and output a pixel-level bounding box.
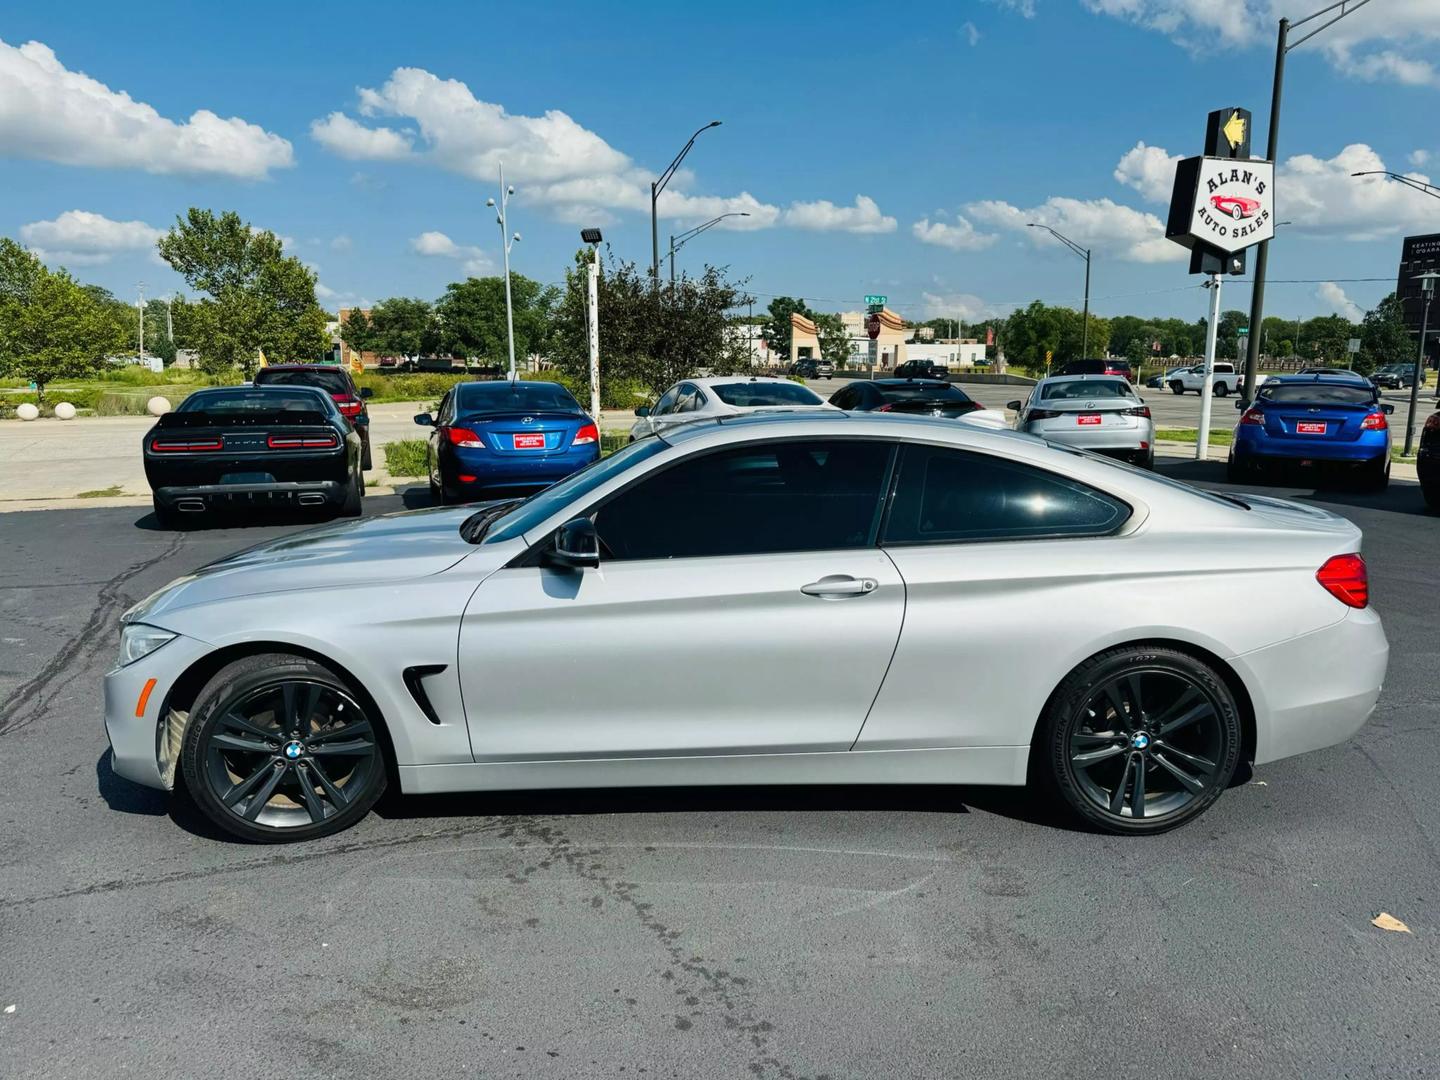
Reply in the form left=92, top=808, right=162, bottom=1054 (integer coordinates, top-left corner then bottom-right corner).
left=1210, top=194, right=1262, bottom=221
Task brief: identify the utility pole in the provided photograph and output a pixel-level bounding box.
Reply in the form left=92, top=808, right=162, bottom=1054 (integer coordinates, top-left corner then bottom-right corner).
left=650, top=121, right=722, bottom=284
left=581, top=228, right=604, bottom=421
left=1198, top=274, right=1222, bottom=461
left=137, top=282, right=146, bottom=359
left=486, top=164, right=520, bottom=378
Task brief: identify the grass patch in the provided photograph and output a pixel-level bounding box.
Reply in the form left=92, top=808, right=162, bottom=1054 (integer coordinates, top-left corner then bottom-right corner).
left=1156, top=427, right=1234, bottom=446
left=383, top=439, right=430, bottom=478
left=76, top=485, right=125, bottom=499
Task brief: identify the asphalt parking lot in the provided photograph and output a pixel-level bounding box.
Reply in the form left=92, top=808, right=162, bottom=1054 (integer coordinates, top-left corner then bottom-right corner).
left=1, top=467, right=1436, bottom=1079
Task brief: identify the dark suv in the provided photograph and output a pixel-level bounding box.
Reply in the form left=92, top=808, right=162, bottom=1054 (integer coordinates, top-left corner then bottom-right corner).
left=790, top=358, right=834, bottom=379
left=253, top=364, right=374, bottom=469
left=894, top=359, right=949, bottom=380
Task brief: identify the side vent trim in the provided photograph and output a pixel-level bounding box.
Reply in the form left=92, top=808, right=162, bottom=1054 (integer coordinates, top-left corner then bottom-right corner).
left=402, top=664, right=449, bottom=725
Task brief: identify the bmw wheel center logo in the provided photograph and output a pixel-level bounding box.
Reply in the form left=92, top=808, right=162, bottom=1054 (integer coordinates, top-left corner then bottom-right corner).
left=283, top=741, right=304, bottom=760
left=1130, top=732, right=1152, bottom=751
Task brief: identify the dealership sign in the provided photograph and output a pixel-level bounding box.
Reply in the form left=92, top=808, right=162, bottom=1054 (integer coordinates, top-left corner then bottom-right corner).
left=1167, top=156, right=1275, bottom=256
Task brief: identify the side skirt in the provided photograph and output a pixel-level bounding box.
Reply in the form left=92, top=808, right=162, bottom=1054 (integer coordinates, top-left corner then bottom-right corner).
left=398, top=745, right=1029, bottom=795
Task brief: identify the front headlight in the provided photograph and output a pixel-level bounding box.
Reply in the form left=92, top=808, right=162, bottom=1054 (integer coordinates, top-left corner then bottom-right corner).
left=117, top=623, right=177, bottom=668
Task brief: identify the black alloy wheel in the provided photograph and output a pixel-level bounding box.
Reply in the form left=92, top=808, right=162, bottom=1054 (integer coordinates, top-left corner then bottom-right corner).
left=181, top=654, right=388, bottom=841
left=1040, top=646, right=1241, bottom=834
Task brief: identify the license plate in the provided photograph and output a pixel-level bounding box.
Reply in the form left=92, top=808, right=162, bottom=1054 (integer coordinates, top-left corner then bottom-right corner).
left=512, top=433, right=546, bottom=449
left=1076, top=414, right=1102, bottom=426
left=1295, top=421, right=1327, bottom=434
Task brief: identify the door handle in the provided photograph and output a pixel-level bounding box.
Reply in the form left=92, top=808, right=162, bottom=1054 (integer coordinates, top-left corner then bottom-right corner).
left=801, top=576, right=878, bottom=598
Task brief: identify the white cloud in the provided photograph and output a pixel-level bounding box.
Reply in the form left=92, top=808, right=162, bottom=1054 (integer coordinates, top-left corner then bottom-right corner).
left=312, top=67, right=783, bottom=227
left=962, top=21, right=982, bottom=46
left=912, top=214, right=997, bottom=252
left=410, top=230, right=491, bottom=275
left=1114, top=141, right=1182, bottom=203
left=967, top=196, right=1182, bottom=263
left=1083, top=0, right=1440, bottom=88
left=920, top=291, right=1004, bottom=321
left=0, top=38, right=293, bottom=179
left=1278, top=143, right=1436, bottom=240
left=310, top=111, right=414, bottom=161
left=784, top=195, right=895, bottom=234
left=1316, top=281, right=1363, bottom=322
left=1410, top=150, right=1432, bottom=167
left=19, top=209, right=163, bottom=265
left=330, top=234, right=353, bottom=252
left=987, top=0, right=1036, bottom=17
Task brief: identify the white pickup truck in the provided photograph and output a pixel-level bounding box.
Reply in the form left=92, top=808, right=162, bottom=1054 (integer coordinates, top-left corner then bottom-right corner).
left=1168, top=362, right=1251, bottom=397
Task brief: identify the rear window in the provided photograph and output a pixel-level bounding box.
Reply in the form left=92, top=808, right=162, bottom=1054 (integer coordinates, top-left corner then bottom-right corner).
left=879, top=384, right=970, bottom=402
left=1042, top=379, right=1133, bottom=400
left=179, top=389, right=331, bottom=414
left=253, top=368, right=350, bottom=395
left=1059, top=360, right=1105, bottom=374
left=1258, top=383, right=1375, bottom=405
left=709, top=382, right=824, bottom=407
left=455, top=381, right=582, bottom=414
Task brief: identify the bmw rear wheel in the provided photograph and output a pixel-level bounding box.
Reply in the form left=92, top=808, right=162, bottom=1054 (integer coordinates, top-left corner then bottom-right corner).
left=180, top=653, right=388, bottom=842
left=1039, top=646, right=1241, bottom=834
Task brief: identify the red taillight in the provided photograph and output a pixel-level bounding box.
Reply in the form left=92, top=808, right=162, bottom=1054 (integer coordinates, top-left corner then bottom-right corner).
left=571, top=422, right=599, bottom=446
left=1124, top=405, right=1151, bottom=418
left=1238, top=407, right=1264, bottom=426
left=267, top=434, right=339, bottom=449
left=875, top=403, right=895, bottom=412
left=151, top=438, right=223, bottom=452
left=1316, top=553, right=1369, bottom=609
left=1026, top=408, right=1062, bottom=420
left=447, top=426, right=484, bottom=448
left=1359, top=412, right=1387, bottom=431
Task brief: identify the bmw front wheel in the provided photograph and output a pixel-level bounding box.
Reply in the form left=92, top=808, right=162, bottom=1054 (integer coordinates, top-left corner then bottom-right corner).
left=1039, top=646, right=1241, bottom=834
left=180, top=653, right=388, bottom=842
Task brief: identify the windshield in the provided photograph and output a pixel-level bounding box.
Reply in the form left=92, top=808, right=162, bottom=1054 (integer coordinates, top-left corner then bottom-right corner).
left=179, top=388, right=331, bottom=415
left=710, top=382, right=824, bottom=407
left=253, top=368, right=349, bottom=394
left=1259, top=383, right=1375, bottom=405
left=879, top=384, right=970, bottom=402
left=478, top=437, right=668, bottom=544
left=455, top=381, right=583, bottom=415
left=1042, top=379, right=1133, bottom=400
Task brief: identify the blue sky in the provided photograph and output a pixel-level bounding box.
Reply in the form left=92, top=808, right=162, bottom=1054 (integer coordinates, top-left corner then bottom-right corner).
left=3, top=0, right=1438, bottom=328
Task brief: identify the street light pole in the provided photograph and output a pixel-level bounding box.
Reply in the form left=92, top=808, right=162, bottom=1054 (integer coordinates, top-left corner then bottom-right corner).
left=1405, top=272, right=1439, bottom=456
left=137, top=282, right=146, bottom=360
left=1027, top=223, right=1091, bottom=357
left=1244, top=0, right=1375, bottom=404
left=667, top=211, right=751, bottom=287
left=581, top=228, right=604, bottom=422
left=650, top=120, right=722, bottom=284
left=486, top=163, right=521, bottom=379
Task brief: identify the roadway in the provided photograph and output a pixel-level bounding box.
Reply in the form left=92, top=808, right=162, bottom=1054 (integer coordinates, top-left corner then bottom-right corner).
left=0, top=463, right=1435, bottom=1079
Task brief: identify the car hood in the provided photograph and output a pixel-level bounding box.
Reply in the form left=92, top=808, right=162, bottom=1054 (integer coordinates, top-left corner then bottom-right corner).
left=126, top=506, right=491, bottom=621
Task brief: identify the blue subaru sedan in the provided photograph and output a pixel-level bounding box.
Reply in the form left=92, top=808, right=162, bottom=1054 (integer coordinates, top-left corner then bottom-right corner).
left=417, top=380, right=601, bottom=503
left=1227, top=374, right=1393, bottom=490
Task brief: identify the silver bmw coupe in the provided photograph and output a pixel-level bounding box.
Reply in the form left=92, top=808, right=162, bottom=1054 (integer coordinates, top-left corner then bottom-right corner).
left=105, top=413, right=1388, bottom=842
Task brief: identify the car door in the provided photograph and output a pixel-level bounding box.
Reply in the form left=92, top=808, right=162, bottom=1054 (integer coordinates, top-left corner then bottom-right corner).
left=854, top=442, right=1132, bottom=753
left=457, top=437, right=905, bottom=760
left=427, top=390, right=454, bottom=483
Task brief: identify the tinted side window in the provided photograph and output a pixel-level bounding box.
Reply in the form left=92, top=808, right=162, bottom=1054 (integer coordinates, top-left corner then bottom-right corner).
left=884, top=446, right=1128, bottom=544
left=594, top=440, right=894, bottom=561
left=653, top=387, right=680, bottom=415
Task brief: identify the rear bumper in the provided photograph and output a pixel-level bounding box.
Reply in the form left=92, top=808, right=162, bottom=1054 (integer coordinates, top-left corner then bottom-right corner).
left=1234, top=428, right=1389, bottom=464
left=446, top=446, right=600, bottom=489
left=1234, top=606, right=1389, bottom=766
left=153, top=479, right=347, bottom=509
left=1024, top=421, right=1153, bottom=452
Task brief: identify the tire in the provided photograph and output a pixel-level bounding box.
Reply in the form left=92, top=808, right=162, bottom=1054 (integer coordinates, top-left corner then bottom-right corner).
left=1036, top=645, right=1242, bottom=835
left=1169, top=382, right=1184, bottom=395
left=360, top=430, right=373, bottom=472
left=1361, top=456, right=1390, bottom=493
left=339, top=468, right=363, bottom=517
left=1231, top=205, right=1245, bottom=221
left=180, top=653, right=389, bottom=842
left=1214, top=383, right=1229, bottom=398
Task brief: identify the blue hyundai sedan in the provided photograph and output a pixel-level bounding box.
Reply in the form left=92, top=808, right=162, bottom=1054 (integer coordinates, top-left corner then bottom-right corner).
left=417, top=380, right=600, bottom=503
left=1227, top=374, right=1393, bottom=490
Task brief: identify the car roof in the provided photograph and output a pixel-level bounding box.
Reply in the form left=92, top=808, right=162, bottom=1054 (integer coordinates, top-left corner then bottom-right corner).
left=256, top=364, right=347, bottom=374
left=191, top=384, right=332, bottom=402
left=1265, top=373, right=1373, bottom=386
left=868, top=378, right=956, bottom=387
left=1036, top=374, right=1134, bottom=387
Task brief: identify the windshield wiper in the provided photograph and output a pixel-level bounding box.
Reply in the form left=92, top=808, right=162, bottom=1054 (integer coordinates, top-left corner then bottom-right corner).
left=459, top=498, right=525, bottom=543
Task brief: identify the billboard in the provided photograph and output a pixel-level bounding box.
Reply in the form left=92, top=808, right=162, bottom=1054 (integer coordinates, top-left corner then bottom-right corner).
left=1397, top=233, right=1440, bottom=333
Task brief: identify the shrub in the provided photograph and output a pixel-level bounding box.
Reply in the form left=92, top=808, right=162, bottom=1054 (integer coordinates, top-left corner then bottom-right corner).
left=384, top=439, right=430, bottom=478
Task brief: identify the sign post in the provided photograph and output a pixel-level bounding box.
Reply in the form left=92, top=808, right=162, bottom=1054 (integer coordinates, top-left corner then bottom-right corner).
left=866, top=312, right=881, bottom=375
left=1167, top=106, right=1276, bottom=459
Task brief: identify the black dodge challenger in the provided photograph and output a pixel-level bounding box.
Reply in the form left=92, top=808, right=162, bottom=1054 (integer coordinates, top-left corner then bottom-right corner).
left=144, top=385, right=365, bottom=528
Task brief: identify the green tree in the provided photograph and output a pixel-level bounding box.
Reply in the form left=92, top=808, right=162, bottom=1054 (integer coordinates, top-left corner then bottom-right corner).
left=435, top=275, right=556, bottom=366
left=813, top=311, right=852, bottom=366
left=0, top=239, right=127, bottom=400
left=759, top=296, right=815, bottom=365
left=1358, top=293, right=1412, bottom=376
left=549, top=250, right=752, bottom=399
left=340, top=307, right=374, bottom=355
left=157, top=208, right=328, bottom=376
left=372, top=297, right=440, bottom=356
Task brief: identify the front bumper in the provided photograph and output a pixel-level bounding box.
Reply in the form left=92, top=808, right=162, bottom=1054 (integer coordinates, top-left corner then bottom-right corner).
left=1234, top=605, right=1389, bottom=766
left=103, top=630, right=214, bottom=791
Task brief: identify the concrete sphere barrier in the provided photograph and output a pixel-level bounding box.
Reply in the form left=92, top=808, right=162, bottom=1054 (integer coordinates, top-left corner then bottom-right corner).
left=53, top=401, right=77, bottom=420
left=146, top=396, right=172, bottom=417
left=16, top=403, right=40, bottom=421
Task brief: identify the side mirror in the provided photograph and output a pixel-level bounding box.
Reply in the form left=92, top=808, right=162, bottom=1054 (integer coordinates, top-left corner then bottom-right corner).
left=543, top=517, right=600, bottom=571
left=413, top=413, right=435, bottom=426
left=1234, top=399, right=1245, bottom=410
left=1381, top=403, right=1395, bottom=414
left=634, top=405, right=651, bottom=417
left=357, top=386, right=374, bottom=400
left=1006, top=400, right=1022, bottom=411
